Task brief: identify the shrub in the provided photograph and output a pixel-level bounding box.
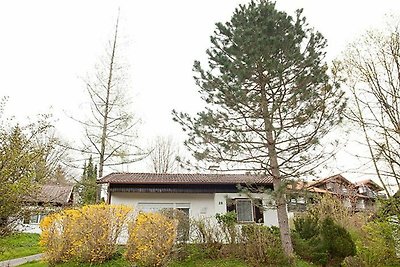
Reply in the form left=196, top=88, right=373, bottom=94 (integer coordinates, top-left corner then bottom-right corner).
left=191, top=218, right=223, bottom=243
left=293, top=216, right=356, bottom=266
left=125, top=212, right=177, bottom=267
left=321, top=217, right=356, bottom=266
left=160, top=208, right=190, bottom=243
left=187, top=217, right=289, bottom=265
left=307, top=194, right=352, bottom=228
left=352, top=220, right=400, bottom=267
left=293, top=215, right=319, bottom=240
left=40, top=204, right=132, bottom=265
left=215, top=212, right=237, bottom=244
left=292, top=216, right=327, bottom=265
left=240, top=224, right=289, bottom=267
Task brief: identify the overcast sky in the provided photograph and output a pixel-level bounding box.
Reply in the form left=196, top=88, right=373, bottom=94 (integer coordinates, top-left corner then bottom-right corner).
left=1, top=0, right=400, bottom=183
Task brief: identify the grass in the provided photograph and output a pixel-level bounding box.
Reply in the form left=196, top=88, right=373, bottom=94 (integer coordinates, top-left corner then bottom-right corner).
left=17, top=243, right=313, bottom=267
left=295, top=259, right=316, bottom=267
left=0, top=232, right=42, bottom=261
left=21, top=257, right=315, bottom=267
left=169, top=258, right=248, bottom=267
left=21, top=258, right=248, bottom=267
left=20, top=257, right=129, bottom=267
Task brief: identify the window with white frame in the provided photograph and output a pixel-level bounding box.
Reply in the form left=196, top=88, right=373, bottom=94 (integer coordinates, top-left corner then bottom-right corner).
left=226, top=198, right=264, bottom=223
left=137, top=202, right=190, bottom=214
left=24, top=213, right=45, bottom=224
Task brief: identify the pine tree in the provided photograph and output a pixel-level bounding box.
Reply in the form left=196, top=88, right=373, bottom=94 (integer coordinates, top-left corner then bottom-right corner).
left=173, top=0, right=346, bottom=256
left=79, top=155, right=97, bottom=205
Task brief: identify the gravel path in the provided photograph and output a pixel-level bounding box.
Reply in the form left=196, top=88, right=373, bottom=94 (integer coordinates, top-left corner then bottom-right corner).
left=0, top=253, right=43, bottom=267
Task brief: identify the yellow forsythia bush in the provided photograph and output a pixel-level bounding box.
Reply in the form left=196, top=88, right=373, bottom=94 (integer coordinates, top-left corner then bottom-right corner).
left=40, top=204, right=132, bottom=265
left=125, top=212, right=177, bottom=267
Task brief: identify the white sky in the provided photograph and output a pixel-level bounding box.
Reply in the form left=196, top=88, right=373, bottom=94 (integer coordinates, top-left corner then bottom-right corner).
left=1, top=0, right=400, bottom=185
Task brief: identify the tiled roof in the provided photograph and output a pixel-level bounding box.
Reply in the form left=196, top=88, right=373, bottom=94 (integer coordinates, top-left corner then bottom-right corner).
left=307, top=186, right=370, bottom=199
left=355, top=179, right=384, bottom=191
left=26, top=184, right=74, bottom=205
left=98, top=172, right=273, bottom=185
left=307, top=174, right=353, bottom=188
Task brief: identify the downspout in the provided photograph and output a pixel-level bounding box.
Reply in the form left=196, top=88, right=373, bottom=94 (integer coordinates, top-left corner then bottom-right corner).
left=107, top=183, right=111, bottom=204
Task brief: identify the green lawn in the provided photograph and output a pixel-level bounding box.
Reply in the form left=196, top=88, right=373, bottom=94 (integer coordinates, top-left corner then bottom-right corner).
left=21, top=258, right=248, bottom=267
left=17, top=243, right=314, bottom=267
left=169, top=258, right=248, bottom=267
left=21, top=257, right=128, bottom=267
left=295, top=260, right=316, bottom=267
left=0, top=233, right=42, bottom=261
left=20, top=258, right=316, bottom=267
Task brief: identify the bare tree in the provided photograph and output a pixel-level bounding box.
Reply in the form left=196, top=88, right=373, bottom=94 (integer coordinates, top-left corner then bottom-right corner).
left=341, top=17, right=400, bottom=195
left=80, top=13, right=145, bottom=178
left=149, top=136, right=181, bottom=173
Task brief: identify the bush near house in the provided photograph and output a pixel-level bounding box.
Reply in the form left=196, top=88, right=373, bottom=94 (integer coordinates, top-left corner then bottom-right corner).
left=182, top=215, right=289, bottom=267
left=39, top=204, right=132, bottom=265
left=125, top=212, right=177, bottom=267
left=293, top=215, right=356, bottom=266
left=159, top=209, right=190, bottom=243
left=240, top=224, right=289, bottom=266
left=215, top=212, right=238, bottom=244
left=36, top=206, right=319, bottom=267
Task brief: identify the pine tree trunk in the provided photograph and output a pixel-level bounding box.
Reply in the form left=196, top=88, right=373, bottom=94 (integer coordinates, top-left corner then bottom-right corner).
left=273, top=177, right=294, bottom=256
left=260, top=83, right=294, bottom=257
left=267, top=130, right=294, bottom=256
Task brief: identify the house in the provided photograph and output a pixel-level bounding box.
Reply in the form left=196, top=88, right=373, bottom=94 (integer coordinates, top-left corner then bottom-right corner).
left=19, top=184, right=74, bottom=233
left=288, top=174, right=385, bottom=213
left=98, top=172, right=279, bottom=226
left=354, top=179, right=385, bottom=210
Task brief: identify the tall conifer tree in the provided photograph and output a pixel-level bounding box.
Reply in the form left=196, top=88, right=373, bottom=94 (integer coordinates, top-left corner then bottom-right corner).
left=79, top=155, right=97, bottom=204
left=173, top=0, right=346, bottom=255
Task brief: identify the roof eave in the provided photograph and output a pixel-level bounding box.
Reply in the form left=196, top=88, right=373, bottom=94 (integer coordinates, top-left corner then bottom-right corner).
left=103, top=181, right=272, bottom=186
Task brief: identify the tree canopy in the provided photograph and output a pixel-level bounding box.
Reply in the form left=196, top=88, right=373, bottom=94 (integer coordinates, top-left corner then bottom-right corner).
left=0, top=112, right=63, bottom=235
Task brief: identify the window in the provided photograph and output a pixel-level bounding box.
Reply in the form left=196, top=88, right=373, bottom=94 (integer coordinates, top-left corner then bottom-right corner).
left=226, top=198, right=264, bottom=223
left=24, top=213, right=44, bottom=224
left=326, top=182, right=334, bottom=191
left=288, top=198, right=306, bottom=212
left=236, top=199, right=253, bottom=222
left=358, top=186, right=366, bottom=194
left=137, top=202, right=190, bottom=214
left=137, top=203, right=174, bottom=212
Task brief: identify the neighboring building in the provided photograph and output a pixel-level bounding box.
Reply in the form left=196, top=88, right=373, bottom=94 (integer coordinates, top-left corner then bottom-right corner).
left=355, top=179, right=385, bottom=211
left=307, top=174, right=359, bottom=210
left=288, top=174, right=385, bottom=213
left=19, top=184, right=74, bottom=233
left=97, top=172, right=279, bottom=226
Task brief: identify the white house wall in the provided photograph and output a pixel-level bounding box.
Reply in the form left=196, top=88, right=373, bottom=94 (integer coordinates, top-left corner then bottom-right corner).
left=16, top=222, right=41, bottom=234
left=110, top=191, right=279, bottom=227
left=110, top=192, right=216, bottom=220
